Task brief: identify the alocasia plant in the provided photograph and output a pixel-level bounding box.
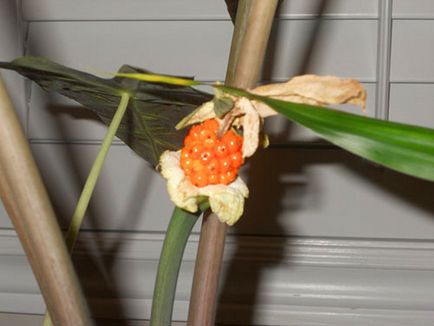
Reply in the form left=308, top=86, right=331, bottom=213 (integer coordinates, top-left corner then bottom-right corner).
left=1, top=55, right=434, bottom=325
left=1, top=4, right=434, bottom=326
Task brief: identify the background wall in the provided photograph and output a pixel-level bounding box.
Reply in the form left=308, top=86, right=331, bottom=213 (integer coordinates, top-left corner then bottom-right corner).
left=1, top=0, right=434, bottom=325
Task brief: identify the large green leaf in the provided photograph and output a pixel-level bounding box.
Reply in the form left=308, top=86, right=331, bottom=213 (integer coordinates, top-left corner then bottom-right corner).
left=0, top=57, right=212, bottom=166
left=220, top=85, right=434, bottom=182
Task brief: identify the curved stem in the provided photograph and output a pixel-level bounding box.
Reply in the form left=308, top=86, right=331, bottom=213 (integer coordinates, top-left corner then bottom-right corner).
left=0, top=75, right=93, bottom=326
left=187, top=1, right=279, bottom=325
left=150, top=206, right=204, bottom=326
left=43, top=92, right=130, bottom=326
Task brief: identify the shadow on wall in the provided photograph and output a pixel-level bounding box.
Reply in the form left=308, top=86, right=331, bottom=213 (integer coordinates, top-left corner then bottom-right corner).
left=217, top=1, right=329, bottom=324
left=19, top=0, right=434, bottom=325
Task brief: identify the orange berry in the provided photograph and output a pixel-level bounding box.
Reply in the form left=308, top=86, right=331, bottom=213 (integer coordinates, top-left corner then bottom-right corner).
left=230, top=152, right=243, bottom=169
left=183, top=167, right=193, bottom=176
left=203, top=135, right=217, bottom=148
left=187, top=143, right=204, bottom=159
left=184, top=135, right=193, bottom=146
left=206, top=159, right=220, bottom=174
left=191, top=171, right=208, bottom=187
left=219, top=170, right=237, bottom=185
left=198, top=128, right=215, bottom=141
left=180, top=157, right=193, bottom=170
left=203, top=119, right=219, bottom=132
left=181, top=148, right=190, bottom=160
left=222, top=130, right=243, bottom=153
left=191, top=159, right=204, bottom=173
left=219, top=156, right=233, bottom=172
left=188, top=125, right=202, bottom=140
left=181, top=119, right=244, bottom=187
left=208, top=174, right=219, bottom=185
left=215, top=143, right=228, bottom=158
left=200, top=150, right=214, bottom=163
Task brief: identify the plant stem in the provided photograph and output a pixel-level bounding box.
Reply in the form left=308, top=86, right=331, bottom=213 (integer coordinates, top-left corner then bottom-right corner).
left=65, top=92, right=130, bottom=250
left=0, top=75, right=93, bottom=325
left=42, top=92, right=130, bottom=326
left=150, top=206, right=203, bottom=326
left=187, top=1, right=278, bottom=325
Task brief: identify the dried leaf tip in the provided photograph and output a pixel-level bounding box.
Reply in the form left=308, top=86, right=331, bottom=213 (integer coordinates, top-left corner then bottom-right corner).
left=252, top=74, right=367, bottom=116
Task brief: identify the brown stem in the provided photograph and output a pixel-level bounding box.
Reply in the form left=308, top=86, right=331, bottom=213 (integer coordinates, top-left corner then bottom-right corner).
left=187, top=1, right=278, bottom=325
left=0, top=76, right=93, bottom=326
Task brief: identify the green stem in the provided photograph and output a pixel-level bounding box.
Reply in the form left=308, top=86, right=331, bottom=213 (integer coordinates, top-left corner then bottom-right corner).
left=150, top=206, right=205, bottom=326
left=42, top=92, right=130, bottom=326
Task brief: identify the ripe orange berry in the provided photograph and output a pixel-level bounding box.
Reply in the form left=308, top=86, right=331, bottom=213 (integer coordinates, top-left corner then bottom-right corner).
left=203, top=119, right=219, bottom=132
left=183, top=167, right=193, bottom=176
left=181, top=148, right=190, bottom=160
left=219, top=169, right=237, bottom=185
left=180, top=157, right=193, bottom=170
left=215, top=143, right=228, bottom=158
left=206, top=159, right=220, bottom=174
left=222, top=130, right=243, bottom=153
left=200, top=150, right=214, bottom=163
left=230, top=152, right=243, bottom=169
left=198, top=128, right=215, bottom=141
left=189, top=125, right=202, bottom=140
left=187, top=143, right=203, bottom=159
left=180, top=119, right=244, bottom=187
left=191, top=171, right=208, bottom=187
left=191, top=159, right=204, bottom=173
left=203, top=136, right=217, bottom=148
left=219, top=156, right=233, bottom=172
left=208, top=174, right=219, bottom=185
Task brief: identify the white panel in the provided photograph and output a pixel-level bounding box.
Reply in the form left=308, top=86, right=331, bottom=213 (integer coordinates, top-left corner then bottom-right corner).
left=3, top=144, right=432, bottom=239
left=264, top=20, right=377, bottom=81
left=236, top=147, right=434, bottom=239
left=391, top=20, right=434, bottom=82
left=26, top=20, right=230, bottom=141
left=1, top=231, right=434, bottom=324
left=20, top=144, right=204, bottom=233
left=393, top=0, right=434, bottom=19
left=0, top=0, right=26, bottom=124
left=27, top=20, right=376, bottom=141
left=278, top=0, right=378, bottom=18
left=0, top=0, right=27, bottom=228
left=22, top=0, right=231, bottom=21
left=0, top=314, right=43, bottom=326
left=389, top=84, right=434, bottom=128
left=26, top=21, right=233, bottom=81
left=22, top=0, right=378, bottom=21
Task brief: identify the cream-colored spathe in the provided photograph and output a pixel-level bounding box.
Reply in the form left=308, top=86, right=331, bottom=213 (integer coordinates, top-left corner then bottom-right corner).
left=162, top=75, right=366, bottom=225
left=160, top=151, right=249, bottom=226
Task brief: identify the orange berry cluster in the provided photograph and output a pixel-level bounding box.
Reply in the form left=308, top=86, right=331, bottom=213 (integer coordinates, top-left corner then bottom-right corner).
left=180, top=119, right=244, bottom=187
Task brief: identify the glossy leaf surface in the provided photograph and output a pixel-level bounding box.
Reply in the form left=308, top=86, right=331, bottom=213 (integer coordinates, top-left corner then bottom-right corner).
left=220, top=85, right=434, bottom=181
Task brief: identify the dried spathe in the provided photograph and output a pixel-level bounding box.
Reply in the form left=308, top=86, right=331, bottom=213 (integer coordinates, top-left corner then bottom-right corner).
left=161, top=75, right=367, bottom=225
left=160, top=150, right=249, bottom=225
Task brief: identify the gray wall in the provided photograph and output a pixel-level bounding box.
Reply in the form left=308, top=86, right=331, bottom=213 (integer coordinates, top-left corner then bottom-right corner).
left=1, top=0, right=434, bottom=324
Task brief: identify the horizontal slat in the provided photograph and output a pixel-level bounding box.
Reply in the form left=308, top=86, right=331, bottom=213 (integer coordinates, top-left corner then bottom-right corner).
left=1, top=230, right=434, bottom=324
left=389, top=84, right=434, bottom=128
left=3, top=145, right=433, bottom=238
left=0, top=1, right=26, bottom=125
left=391, top=20, right=434, bottom=82
left=26, top=20, right=377, bottom=141
left=393, top=0, right=434, bottom=19
left=22, top=0, right=378, bottom=21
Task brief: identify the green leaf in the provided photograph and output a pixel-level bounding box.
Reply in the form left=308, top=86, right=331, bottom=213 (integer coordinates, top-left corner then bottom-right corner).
left=150, top=206, right=204, bottom=326
left=219, top=85, right=434, bottom=182
left=213, top=96, right=234, bottom=117
left=0, top=57, right=212, bottom=166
